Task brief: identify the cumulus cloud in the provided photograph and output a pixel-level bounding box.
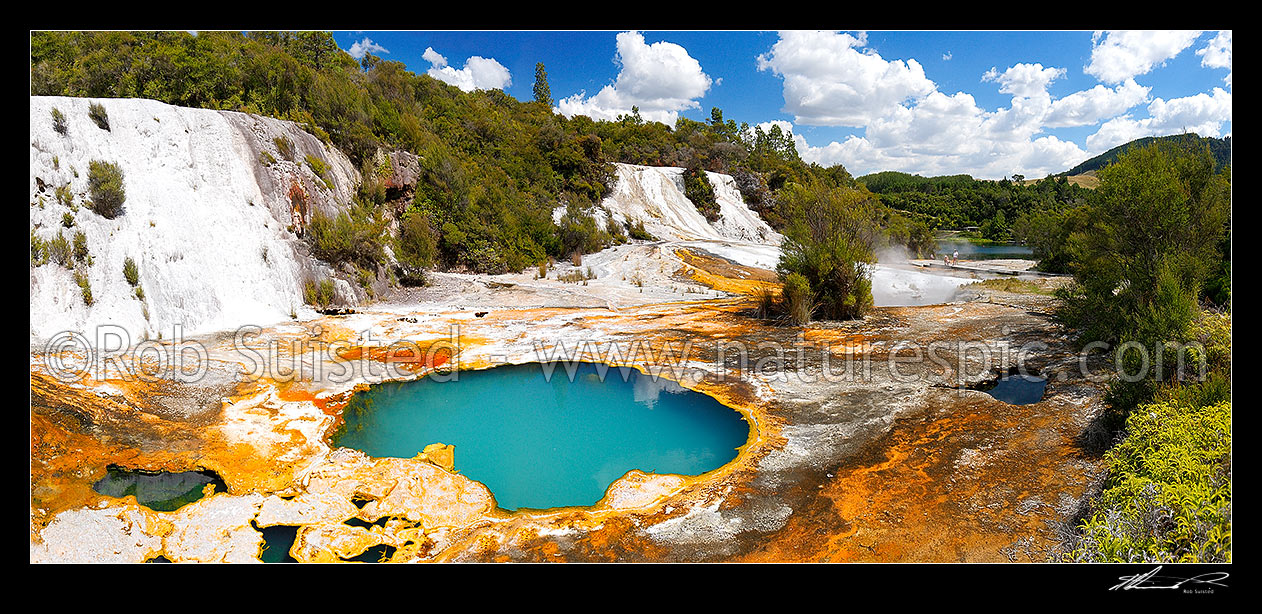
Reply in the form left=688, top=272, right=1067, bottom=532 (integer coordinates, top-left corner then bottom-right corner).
left=555, top=31, right=712, bottom=124
left=942, top=51, right=952, bottom=61
left=422, top=47, right=511, bottom=92
left=347, top=37, right=389, bottom=60
left=755, top=30, right=936, bottom=127
left=1196, top=30, right=1232, bottom=87
left=982, top=63, right=1065, bottom=99
left=1085, top=87, right=1232, bottom=154
left=1084, top=30, right=1201, bottom=84
left=1044, top=79, right=1151, bottom=128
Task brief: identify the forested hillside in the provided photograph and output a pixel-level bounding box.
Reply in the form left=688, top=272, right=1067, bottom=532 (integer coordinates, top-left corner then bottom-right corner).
left=30, top=31, right=935, bottom=274
left=1058, top=134, right=1231, bottom=177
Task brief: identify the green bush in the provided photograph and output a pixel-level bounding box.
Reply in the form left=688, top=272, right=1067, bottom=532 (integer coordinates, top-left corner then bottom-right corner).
left=1070, top=398, right=1231, bottom=563
left=55, top=184, right=73, bottom=207
left=61, top=212, right=75, bottom=228
left=88, top=160, right=126, bottom=218
left=302, top=276, right=337, bottom=308
left=72, top=231, right=90, bottom=263
left=74, top=270, right=94, bottom=305
left=88, top=101, right=110, bottom=130
left=683, top=165, right=720, bottom=222
left=31, top=232, right=48, bottom=266
left=395, top=209, right=436, bottom=285
left=51, top=107, right=67, bottom=135
left=305, top=154, right=333, bottom=190
left=48, top=232, right=72, bottom=268
left=626, top=219, right=655, bottom=241
left=782, top=272, right=815, bottom=325
left=308, top=206, right=386, bottom=269
left=274, top=136, right=294, bottom=161
left=777, top=181, right=878, bottom=321
left=123, top=256, right=140, bottom=286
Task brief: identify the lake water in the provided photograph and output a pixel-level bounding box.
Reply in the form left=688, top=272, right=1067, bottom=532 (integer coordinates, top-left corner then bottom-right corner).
left=331, top=362, right=750, bottom=511
left=936, top=238, right=1034, bottom=260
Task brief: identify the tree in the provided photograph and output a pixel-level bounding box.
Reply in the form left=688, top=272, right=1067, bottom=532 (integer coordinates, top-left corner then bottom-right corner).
left=1055, top=142, right=1230, bottom=347
left=777, top=181, right=880, bottom=321
left=533, top=62, right=553, bottom=107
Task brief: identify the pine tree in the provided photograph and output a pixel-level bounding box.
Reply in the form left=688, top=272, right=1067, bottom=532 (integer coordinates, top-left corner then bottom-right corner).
left=533, top=62, right=553, bottom=106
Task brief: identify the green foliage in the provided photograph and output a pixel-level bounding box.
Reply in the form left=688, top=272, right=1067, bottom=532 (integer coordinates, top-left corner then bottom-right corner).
left=61, top=212, right=75, bottom=228
left=1054, top=142, right=1230, bottom=349
left=682, top=165, right=720, bottom=222
left=782, top=272, right=814, bottom=325
left=88, top=160, right=126, bottom=218
left=55, top=184, right=74, bottom=207
left=626, top=219, right=655, bottom=241
left=302, top=276, right=337, bottom=308
left=395, top=208, right=437, bottom=285
left=51, top=107, right=67, bottom=135
left=123, top=256, right=140, bottom=286
left=882, top=212, right=937, bottom=258
left=74, top=270, right=94, bottom=305
left=274, top=136, right=295, bottom=161
left=259, top=150, right=276, bottom=166
left=134, top=286, right=145, bottom=301
left=88, top=101, right=110, bottom=130
left=72, top=231, right=90, bottom=263
left=48, top=232, right=72, bottom=268
left=777, top=181, right=879, bottom=321
left=532, top=63, right=552, bottom=107
left=305, top=154, right=333, bottom=190
left=1070, top=398, right=1231, bottom=563
left=1060, top=134, right=1231, bottom=177
left=307, top=204, right=387, bottom=270
left=557, top=201, right=610, bottom=256
left=31, top=232, right=49, bottom=266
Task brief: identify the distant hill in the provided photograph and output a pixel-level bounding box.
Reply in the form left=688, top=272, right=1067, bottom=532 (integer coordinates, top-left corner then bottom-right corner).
left=1057, top=134, right=1231, bottom=177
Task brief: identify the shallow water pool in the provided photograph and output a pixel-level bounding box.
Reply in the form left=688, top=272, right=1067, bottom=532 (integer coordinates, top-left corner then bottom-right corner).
left=332, top=362, right=750, bottom=511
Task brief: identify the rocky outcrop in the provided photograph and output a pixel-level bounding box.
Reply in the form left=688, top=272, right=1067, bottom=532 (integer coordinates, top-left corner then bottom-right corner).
left=29, top=96, right=361, bottom=344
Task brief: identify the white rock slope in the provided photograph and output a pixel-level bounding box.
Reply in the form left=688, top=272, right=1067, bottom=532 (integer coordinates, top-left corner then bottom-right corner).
left=597, top=164, right=782, bottom=245
left=30, top=96, right=360, bottom=345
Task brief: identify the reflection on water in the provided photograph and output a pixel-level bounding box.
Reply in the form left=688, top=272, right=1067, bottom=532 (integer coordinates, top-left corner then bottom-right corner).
left=332, top=362, right=749, bottom=511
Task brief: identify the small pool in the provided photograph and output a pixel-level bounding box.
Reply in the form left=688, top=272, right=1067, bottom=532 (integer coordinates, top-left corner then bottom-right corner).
left=985, top=374, right=1048, bottom=405
left=92, top=466, right=226, bottom=512
left=332, top=362, right=750, bottom=511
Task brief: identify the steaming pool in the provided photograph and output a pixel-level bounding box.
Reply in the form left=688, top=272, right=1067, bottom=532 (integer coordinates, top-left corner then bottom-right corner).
left=331, top=362, right=750, bottom=511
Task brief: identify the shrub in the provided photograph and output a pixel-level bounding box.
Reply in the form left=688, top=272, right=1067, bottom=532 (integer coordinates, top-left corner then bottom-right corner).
left=88, top=102, right=110, bottom=131
left=134, top=286, right=145, bottom=301
left=88, top=160, right=126, bottom=218
left=259, top=150, right=276, bottom=166
left=274, top=136, right=295, bottom=161
left=72, top=231, right=90, bottom=263
left=306, top=154, right=333, bottom=190
left=74, top=270, right=94, bottom=306
left=55, top=184, right=73, bottom=207
left=627, top=219, right=655, bottom=241
left=395, top=210, right=435, bottom=285
left=782, top=272, right=815, bottom=325
left=1069, top=398, right=1231, bottom=563
left=61, top=213, right=74, bottom=228
left=302, top=276, right=337, bottom=308
left=48, top=232, right=72, bottom=268
left=31, top=232, right=48, bottom=266
left=308, top=207, right=386, bottom=269
left=123, top=256, right=140, bottom=286
left=51, top=107, right=67, bottom=135
left=777, top=182, right=879, bottom=321
left=683, top=165, right=720, bottom=222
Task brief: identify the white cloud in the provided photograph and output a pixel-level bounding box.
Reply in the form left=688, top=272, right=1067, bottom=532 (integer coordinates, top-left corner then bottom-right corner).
left=1196, top=30, right=1232, bottom=87
left=1086, top=87, right=1232, bottom=154
left=942, top=51, right=952, bottom=61
left=982, top=63, right=1065, bottom=99
left=755, top=30, right=936, bottom=127
left=347, top=37, right=389, bottom=60
left=422, top=47, right=511, bottom=92
left=555, top=31, right=712, bottom=124
left=1044, top=79, right=1151, bottom=128
left=1084, top=30, right=1201, bottom=84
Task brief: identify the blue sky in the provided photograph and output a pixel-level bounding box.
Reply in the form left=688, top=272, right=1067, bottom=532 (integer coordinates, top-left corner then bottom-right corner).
left=331, top=30, right=1231, bottom=179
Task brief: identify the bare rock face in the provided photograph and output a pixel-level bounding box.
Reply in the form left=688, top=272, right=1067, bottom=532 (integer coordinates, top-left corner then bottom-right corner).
left=29, top=96, right=361, bottom=344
